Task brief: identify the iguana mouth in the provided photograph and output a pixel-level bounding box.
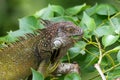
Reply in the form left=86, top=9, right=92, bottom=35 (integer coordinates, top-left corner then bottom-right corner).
left=69, top=28, right=83, bottom=38
left=72, top=29, right=83, bottom=40
left=71, top=35, right=82, bottom=41
left=50, top=48, right=61, bottom=63
left=69, top=32, right=83, bottom=39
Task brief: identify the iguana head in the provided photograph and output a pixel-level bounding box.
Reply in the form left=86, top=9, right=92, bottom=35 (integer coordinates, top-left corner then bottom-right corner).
left=37, top=20, right=83, bottom=76
left=51, top=22, right=83, bottom=48
left=48, top=21, right=83, bottom=63
left=40, top=21, right=83, bottom=49
left=57, top=22, right=83, bottom=40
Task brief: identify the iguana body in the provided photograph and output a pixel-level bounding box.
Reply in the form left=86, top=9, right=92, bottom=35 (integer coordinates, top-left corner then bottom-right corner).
left=0, top=21, right=83, bottom=80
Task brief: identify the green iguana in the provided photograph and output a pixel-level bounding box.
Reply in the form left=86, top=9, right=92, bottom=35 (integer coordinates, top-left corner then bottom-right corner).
left=0, top=20, right=83, bottom=80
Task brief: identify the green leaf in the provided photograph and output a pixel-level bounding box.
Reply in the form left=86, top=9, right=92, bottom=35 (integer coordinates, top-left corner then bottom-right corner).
left=92, top=14, right=106, bottom=26
left=96, top=4, right=117, bottom=15
left=117, top=50, right=120, bottom=62
left=0, top=30, right=28, bottom=43
left=34, top=5, right=54, bottom=19
left=80, top=12, right=96, bottom=38
left=7, top=30, right=25, bottom=42
left=0, top=36, right=7, bottom=43
left=64, top=72, right=81, bottom=80
left=34, top=5, right=64, bottom=18
left=0, top=16, right=45, bottom=43
left=107, top=66, right=120, bottom=80
left=74, top=41, right=87, bottom=50
left=81, top=12, right=96, bottom=31
left=61, top=41, right=87, bottom=61
left=111, top=18, right=120, bottom=34
left=69, top=47, right=81, bottom=56
left=51, top=16, right=77, bottom=24
left=61, top=47, right=81, bottom=62
left=51, top=5, right=64, bottom=16
left=84, top=47, right=99, bottom=68
left=85, top=4, right=98, bottom=16
left=85, top=55, right=98, bottom=68
left=65, top=3, right=86, bottom=16
left=19, top=16, right=43, bottom=33
left=102, top=35, right=119, bottom=47
left=95, top=25, right=115, bottom=37
left=80, top=50, right=86, bottom=55
left=31, top=68, right=44, bottom=80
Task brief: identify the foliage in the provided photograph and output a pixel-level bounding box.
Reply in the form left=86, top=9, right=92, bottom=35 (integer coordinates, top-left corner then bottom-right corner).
left=64, top=72, right=81, bottom=80
left=0, top=4, right=120, bottom=80
left=31, top=68, right=44, bottom=80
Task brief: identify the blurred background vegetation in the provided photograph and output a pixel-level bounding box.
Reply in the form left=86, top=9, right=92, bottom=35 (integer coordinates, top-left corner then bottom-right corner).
left=0, top=0, right=120, bottom=36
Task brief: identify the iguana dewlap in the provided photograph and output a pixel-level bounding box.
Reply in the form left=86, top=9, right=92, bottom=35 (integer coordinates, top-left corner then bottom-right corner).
left=0, top=21, right=83, bottom=80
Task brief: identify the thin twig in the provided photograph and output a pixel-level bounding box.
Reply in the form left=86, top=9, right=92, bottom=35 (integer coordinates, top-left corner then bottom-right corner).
left=90, top=63, right=120, bottom=80
left=94, top=64, right=106, bottom=80
left=94, top=37, right=106, bottom=80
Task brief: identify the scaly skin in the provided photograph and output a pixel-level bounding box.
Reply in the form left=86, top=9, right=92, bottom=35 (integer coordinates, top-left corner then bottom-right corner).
left=0, top=36, right=39, bottom=80
left=0, top=21, right=83, bottom=80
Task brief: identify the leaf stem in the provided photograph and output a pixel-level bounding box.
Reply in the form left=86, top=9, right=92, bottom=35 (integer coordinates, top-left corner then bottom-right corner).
left=104, top=62, right=120, bottom=73
left=103, top=46, right=120, bottom=57
left=105, top=54, right=115, bottom=66
left=67, top=52, right=71, bottom=63
left=85, top=49, right=99, bottom=58
left=111, top=12, right=120, bottom=19
left=95, top=37, right=102, bottom=64
left=83, top=37, right=89, bottom=42
left=83, top=36, right=99, bottom=48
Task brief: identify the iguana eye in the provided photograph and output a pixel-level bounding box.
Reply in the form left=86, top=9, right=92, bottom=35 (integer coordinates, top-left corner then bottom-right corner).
left=65, top=27, right=74, bottom=33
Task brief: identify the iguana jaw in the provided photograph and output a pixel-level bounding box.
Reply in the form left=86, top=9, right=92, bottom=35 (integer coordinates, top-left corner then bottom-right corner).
left=71, top=34, right=83, bottom=41
left=70, top=29, right=83, bottom=41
